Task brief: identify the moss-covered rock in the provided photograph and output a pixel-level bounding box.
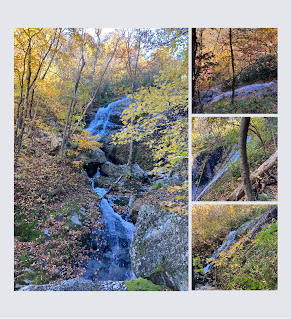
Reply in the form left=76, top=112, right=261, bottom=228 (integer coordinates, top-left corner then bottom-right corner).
left=125, top=277, right=170, bottom=291
left=130, top=204, right=188, bottom=291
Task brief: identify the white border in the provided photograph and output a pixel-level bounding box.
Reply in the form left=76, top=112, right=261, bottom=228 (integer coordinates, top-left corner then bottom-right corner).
left=1, top=0, right=291, bottom=318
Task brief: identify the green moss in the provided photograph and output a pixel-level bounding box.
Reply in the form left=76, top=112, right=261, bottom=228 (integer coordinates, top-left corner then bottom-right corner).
left=14, top=220, right=42, bottom=242
left=216, top=222, right=277, bottom=290
left=125, top=277, right=167, bottom=291
left=152, top=181, right=164, bottom=190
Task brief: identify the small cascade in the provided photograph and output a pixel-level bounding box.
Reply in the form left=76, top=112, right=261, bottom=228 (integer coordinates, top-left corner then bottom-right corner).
left=86, top=96, right=130, bottom=138
left=203, top=230, right=238, bottom=273
left=92, top=167, right=101, bottom=179
left=203, top=219, right=255, bottom=274
left=193, top=136, right=251, bottom=201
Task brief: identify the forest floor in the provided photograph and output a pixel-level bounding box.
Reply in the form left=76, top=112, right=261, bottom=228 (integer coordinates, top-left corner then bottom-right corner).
left=14, top=129, right=187, bottom=290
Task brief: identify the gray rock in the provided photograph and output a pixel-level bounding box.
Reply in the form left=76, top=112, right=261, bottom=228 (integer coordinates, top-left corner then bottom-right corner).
left=77, top=148, right=107, bottom=165
left=130, top=204, right=188, bottom=291
left=90, top=148, right=107, bottom=163
left=24, top=268, right=35, bottom=274
left=101, top=161, right=127, bottom=178
left=18, top=278, right=127, bottom=291
left=44, top=228, right=52, bottom=240
left=128, top=195, right=136, bottom=208
left=49, top=135, right=63, bottom=155
left=71, top=214, right=82, bottom=226
left=157, top=175, right=186, bottom=187
left=131, top=163, right=146, bottom=179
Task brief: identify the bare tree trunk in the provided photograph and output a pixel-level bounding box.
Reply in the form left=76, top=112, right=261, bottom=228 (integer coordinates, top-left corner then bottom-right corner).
left=192, top=28, right=198, bottom=114
left=90, top=28, right=101, bottom=83
left=124, top=29, right=142, bottom=173
left=238, top=117, right=255, bottom=201
left=229, top=28, right=235, bottom=106
left=15, top=28, right=58, bottom=162
left=60, top=33, right=86, bottom=155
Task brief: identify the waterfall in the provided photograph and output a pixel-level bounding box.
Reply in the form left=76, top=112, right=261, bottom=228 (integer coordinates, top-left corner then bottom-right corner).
left=193, top=136, right=251, bottom=201
left=203, top=230, right=238, bottom=273
left=86, top=96, right=130, bottom=138
left=82, top=97, right=136, bottom=282
left=203, top=219, right=254, bottom=274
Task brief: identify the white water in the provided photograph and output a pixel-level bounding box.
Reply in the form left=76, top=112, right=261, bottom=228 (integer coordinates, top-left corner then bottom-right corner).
left=203, top=219, right=255, bottom=274
left=203, top=230, right=238, bottom=273
left=208, top=81, right=277, bottom=105
left=83, top=97, right=136, bottom=281
left=86, top=96, right=130, bottom=138
left=194, top=136, right=251, bottom=201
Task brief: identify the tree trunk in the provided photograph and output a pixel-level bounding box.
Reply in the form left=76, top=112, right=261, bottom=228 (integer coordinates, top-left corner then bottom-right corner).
left=227, top=149, right=277, bottom=201
left=192, top=28, right=198, bottom=113
left=60, top=44, right=86, bottom=155
left=229, top=28, right=235, bottom=106
left=238, top=117, right=255, bottom=201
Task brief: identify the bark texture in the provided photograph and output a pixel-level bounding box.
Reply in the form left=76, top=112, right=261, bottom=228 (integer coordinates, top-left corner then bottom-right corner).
left=238, top=117, right=255, bottom=201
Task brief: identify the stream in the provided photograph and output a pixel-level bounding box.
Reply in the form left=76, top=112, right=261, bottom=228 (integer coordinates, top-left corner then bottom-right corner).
left=82, top=97, right=136, bottom=281
left=192, top=137, right=251, bottom=201
left=194, top=219, right=255, bottom=289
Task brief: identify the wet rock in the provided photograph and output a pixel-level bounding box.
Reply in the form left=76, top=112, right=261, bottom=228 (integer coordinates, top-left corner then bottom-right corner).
left=18, top=278, right=128, bottom=291
left=130, top=204, right=188, bottom=291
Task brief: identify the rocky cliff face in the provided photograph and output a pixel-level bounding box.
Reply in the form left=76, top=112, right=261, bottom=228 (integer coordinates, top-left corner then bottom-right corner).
left=130, top=204, right=188, bottom=291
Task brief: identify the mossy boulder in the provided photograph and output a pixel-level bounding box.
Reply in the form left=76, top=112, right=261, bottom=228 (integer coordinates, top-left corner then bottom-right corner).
left=125, top=277, right=169, bottom=291
left=130, top=204, right=188, bottom=291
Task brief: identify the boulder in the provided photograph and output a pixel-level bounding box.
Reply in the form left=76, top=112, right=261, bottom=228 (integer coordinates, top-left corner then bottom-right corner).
left=78, top=148, right=107, bottom=164
left=157, top=175, right=186, bottom=187
left=130, top=204, right=188, bottom=291
left=90, top=148, right=107, bottom=164
left=131, top=163, right=146, bottom=180
left=101, top=161, right=127, bottom=178
left=47, top=133, right=63, bottom=155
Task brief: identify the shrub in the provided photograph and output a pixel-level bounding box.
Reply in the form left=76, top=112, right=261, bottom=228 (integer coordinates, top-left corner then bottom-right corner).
left=221, top=54, right=277, bottom=91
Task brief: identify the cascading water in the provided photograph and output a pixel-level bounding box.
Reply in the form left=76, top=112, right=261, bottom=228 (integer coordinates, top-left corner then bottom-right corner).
left=202, top=219, right=255, bottom=274
left=86, top=96, right=130, bottom=138
left=203, top=230, right=238, bottom=273
left=82, top=97, right=136, bottom=281
left=193, top=136, right=251, bottom=201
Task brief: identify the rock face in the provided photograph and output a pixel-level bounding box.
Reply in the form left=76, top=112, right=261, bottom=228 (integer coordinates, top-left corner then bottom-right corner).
left=18, top=278, right=127, bottom=291
left=130, top=204, right=188, bottom=291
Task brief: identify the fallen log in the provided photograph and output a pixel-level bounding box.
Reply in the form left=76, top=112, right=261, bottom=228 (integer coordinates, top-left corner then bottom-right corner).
left=227, top=150, right=278, bottom=201
left=106, top=174, right=123, bottom=195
